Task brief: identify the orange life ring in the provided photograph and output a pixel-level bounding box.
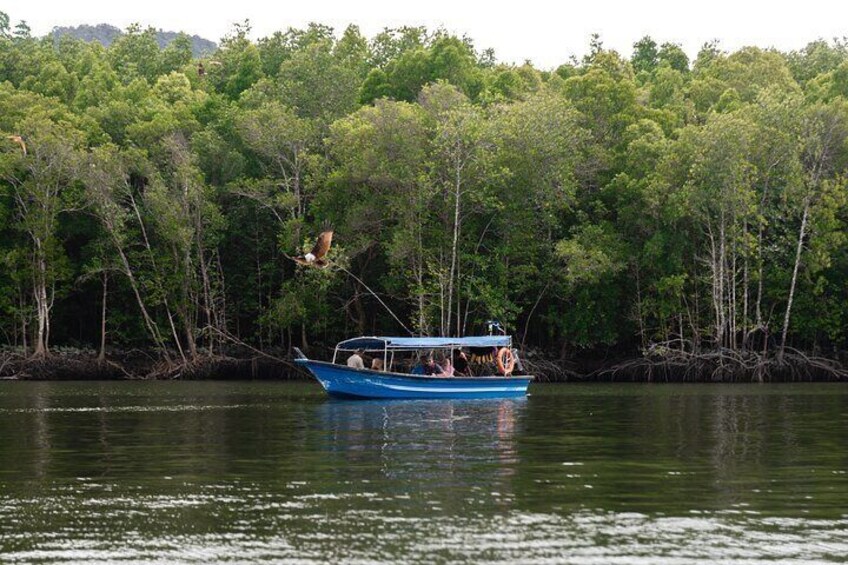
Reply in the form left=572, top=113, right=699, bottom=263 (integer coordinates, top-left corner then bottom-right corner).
left=496, top=347, right=515, bottom=375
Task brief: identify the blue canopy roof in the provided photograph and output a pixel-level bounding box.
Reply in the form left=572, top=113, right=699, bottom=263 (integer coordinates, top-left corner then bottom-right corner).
left=336, top=335, right=512, bottom=351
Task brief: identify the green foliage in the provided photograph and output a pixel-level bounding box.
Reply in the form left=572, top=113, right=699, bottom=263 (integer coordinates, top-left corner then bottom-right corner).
left=632, top=36, right=659, bottom=75
left=160, top=34, right=193, bottom=74
left=556, top=223, right=626, bottom=285
left=2, top=16, right=848, bottom=363
left=786, top=39, right=848, bottom=85
left=207, top=21, right=264, bottom=100
left=657, top=42, right=689, bottom=73
left=108, top=24, right=163, bottom=84
left=277, top=42, right=361, bottom=122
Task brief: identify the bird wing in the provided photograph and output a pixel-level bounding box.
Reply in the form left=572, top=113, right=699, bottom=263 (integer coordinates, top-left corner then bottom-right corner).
left=310, top=230, right=333, bottom=259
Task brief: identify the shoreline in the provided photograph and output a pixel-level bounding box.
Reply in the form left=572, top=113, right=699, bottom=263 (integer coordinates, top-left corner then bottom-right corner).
left=0, top=349, right=303, bottom=381
left=1, top=349, right=845, bottom=383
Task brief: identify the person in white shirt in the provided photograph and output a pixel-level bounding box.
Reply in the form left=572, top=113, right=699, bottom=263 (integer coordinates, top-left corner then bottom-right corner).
left=346, top=349, right=365, bottom=369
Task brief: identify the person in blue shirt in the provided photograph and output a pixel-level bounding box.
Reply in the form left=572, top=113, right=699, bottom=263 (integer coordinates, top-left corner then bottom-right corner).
left=422, top=355, right=443, bottom=375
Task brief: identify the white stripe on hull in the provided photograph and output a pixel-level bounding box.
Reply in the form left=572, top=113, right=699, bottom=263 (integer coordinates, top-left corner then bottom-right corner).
left=382, top=384, right=524, bottom=393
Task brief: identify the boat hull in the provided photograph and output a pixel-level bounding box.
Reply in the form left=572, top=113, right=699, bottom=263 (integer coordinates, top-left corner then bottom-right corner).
left=295, top=359, right=532, bottom=399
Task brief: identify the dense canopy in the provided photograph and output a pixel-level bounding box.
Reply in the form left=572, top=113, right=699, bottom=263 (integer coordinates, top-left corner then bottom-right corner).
left=3, top=12, right=848, bottom=378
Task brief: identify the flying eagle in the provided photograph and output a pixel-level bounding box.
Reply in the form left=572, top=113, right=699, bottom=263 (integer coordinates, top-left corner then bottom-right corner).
left=7, top=135, right=26, bottom=156
left=292, top=229, right=334, bottom=268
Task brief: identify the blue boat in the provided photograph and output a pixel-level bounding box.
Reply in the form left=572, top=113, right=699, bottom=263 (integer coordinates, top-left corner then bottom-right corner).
left=294, top=335, right=533, bottom=399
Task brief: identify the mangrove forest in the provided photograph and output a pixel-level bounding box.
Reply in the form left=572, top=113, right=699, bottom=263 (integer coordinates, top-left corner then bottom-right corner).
left=2, top=12, right=848, bottom=380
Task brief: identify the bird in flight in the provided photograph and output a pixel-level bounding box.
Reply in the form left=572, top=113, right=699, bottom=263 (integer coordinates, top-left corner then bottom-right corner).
left=292, top=229, right=334, bottom=268
left=7, top=135, right=26, bottom=156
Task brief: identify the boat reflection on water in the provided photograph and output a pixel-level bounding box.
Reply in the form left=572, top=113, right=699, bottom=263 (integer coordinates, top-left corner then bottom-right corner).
left=313, top=398, right=525, bottom=489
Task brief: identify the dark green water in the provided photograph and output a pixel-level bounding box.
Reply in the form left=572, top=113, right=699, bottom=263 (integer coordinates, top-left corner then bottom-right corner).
left=0, top=381, right=846, bottom=563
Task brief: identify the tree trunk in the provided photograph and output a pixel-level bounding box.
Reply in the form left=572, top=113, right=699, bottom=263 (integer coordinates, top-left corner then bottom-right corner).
left=755, top=222, right=764, bottom=329
left=743, top=219, right=749, bottom=344
left=634, top=264, right=646, bottom=350
left=780, top=198, right=810, bottom=359
left=417, top=221, right=426, bottom=336
left=19, top=286, right=28, bottom=356
left=196, top=221, right=215, bottom=356
left=730, top=238, right=738, bottom=351
left=184, top=314, right=198, bottom=360
left=755, top=176, right=771, bottom=330
left=112, top=234, right=170, bottom=360
left=98, top=271, right=107, bottom=362
left=294, top=150, right=302, bottom=218
left=129, top=193, right=186, bottom=363
left=32, top=239, right=49, bottom=358
left=446, top=164, right=462, bottom=337
left=181, top=242, right=198, bottom=361
left=707, top=223, right=722, bottom=348
left=213, top=248, right=228, bottom=336
left=718, top=214, right=727, bottom=349
left=166, top=308, right=187, bottom=363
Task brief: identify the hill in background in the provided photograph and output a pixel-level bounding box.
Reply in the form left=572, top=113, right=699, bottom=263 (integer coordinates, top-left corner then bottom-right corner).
left=49, top=23, right=216, bottom=57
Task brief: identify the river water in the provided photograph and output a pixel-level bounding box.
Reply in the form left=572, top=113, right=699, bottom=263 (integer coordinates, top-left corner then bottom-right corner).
left=0, top=381, right=846, bottom=563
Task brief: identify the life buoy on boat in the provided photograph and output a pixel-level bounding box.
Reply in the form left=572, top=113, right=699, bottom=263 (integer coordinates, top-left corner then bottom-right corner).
left=496, top=347, right=515, bottom=375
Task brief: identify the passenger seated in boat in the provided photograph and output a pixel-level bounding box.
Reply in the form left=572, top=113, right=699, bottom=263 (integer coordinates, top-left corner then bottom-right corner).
left=371, top=357, right=384, bottom=371
left=453, top=351, right=472, bottom=376
left=439, top=357, right=454, bottom=377
left=422, top=355, right=443, bottom=375
left=346, top=349, right=365, bottom=369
